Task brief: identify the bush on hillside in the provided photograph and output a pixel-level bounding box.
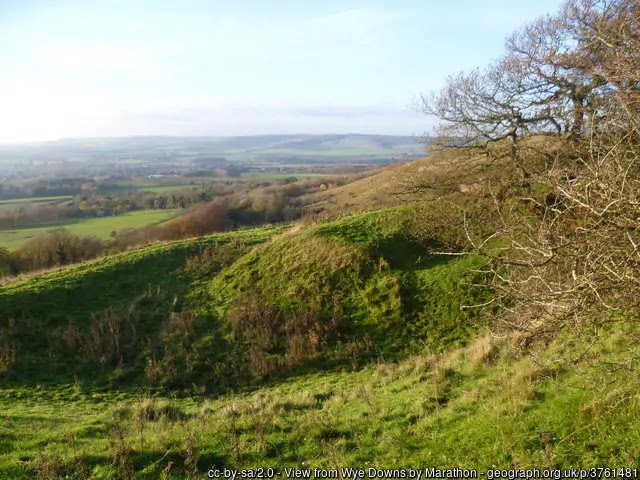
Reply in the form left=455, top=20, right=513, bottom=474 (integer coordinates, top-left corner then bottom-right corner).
left=228, top=295, right=341, bottom=378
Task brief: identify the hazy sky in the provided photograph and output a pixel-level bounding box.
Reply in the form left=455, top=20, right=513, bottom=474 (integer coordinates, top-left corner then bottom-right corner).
left=0, top=0, right=565, bottom=142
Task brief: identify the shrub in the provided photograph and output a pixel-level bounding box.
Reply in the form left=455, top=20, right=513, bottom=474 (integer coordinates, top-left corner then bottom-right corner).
left=228, top=295, right=340, bottom=377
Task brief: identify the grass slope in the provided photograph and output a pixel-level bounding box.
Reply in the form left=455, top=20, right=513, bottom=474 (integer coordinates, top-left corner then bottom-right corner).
left=208, top=208, right=487, bottom=353
left=3, top=200, right=634, bottom=478
left=0, top=206, right=488, bottom=388
left=0, top=225, right=283, bottom=384
left=0, top=322, right=637, bottom=479
left=308, top=149, right=499, bottom=219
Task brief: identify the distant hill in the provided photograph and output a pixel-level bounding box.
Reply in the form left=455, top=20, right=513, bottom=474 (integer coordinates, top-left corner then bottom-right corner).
left=0, top=134, right=427, bottom=168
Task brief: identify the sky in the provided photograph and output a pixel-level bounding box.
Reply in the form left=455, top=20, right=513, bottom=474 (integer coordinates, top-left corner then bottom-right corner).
left=0, top=0, right=565, bottom=143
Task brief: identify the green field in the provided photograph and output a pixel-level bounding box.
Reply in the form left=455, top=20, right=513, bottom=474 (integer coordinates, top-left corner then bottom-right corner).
left=96, top=178, right=213, bottom=195
left=97, top=173, right=341, bottom=193
left=141, top=184, right=203, bottom=193
left=0, top=209, right=180, bottom=250
left=239, top=172, right=339, bottom=182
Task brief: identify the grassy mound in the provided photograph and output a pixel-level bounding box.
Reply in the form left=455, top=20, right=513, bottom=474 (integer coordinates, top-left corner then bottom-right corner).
left=208, top=207, right=488, bottom=355
left=0, top=206, right=489, bottom=392
left=0, top=227, right=282, bottom=385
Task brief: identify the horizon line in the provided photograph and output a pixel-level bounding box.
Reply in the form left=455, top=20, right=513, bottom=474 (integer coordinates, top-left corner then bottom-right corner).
left=0, top=132, right=431, bottom=146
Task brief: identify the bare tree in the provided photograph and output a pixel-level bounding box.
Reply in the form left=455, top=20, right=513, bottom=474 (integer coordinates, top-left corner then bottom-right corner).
left=419, top=0, right=640, bottom=333
left=421, top=0, right=618, bottom=156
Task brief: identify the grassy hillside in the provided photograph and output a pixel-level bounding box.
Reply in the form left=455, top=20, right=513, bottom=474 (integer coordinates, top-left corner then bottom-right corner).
left=0, top=205, right=488, bottom=389
left=307, top=149, right=498, bottom=218
left=0, top=318, right=637, bottom=478
left=0, top=226, right=282, bottom=384
left=1, top=151, right=637, bottom=477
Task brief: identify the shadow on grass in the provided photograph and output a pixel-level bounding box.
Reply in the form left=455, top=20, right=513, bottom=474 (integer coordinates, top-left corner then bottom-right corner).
left=0, top=227, right=480, bottom=399
left=371, top=234, right=452, bottom=271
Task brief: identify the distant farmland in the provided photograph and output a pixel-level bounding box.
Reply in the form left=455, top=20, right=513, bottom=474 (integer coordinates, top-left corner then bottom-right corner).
left=0, top=195, right=73, bottom=213
left=0, top=209, right=180, bottom=251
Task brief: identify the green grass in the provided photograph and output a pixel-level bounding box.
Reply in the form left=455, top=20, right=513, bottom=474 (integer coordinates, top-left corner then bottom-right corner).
left=208, top=207, right=489, bottom=354
left=0, top=209, right=180, bottom=250
left=141, top=184, right=202, bottom=193
left=96, top=178, right=215, bottom=195
left=2, top=202, right=635, bottom=477
left=0, top=225, right=283, bottom=389
left=259, top=148, right=387, bottom=156
left=0, top=206, right=487, bottom=387
left=238, top=172, right=338, bottom=182
left=0, top=323, right=637, bottom=478
left=0, top=196, right=73, bottom=216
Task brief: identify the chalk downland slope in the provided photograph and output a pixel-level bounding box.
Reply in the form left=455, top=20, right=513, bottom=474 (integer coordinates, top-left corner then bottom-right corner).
left=0, top=149, right=637, bottom=477
left=0, top=204, right=489, bottom=390
left=306, top=149, right=506, bottom=218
